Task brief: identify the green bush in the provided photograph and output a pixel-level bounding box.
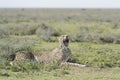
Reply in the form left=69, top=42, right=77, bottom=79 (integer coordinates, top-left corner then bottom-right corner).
left=99, top=33, right=114, bottom=43
left=36, top=24, right=60, bottom=42
left=0, top=27, right=9, bottom=39
left=71, top=26, right=98, bottom=43
left=71, top=26, right=120, bottom=44
left=9, top=25, right=38, bottom=35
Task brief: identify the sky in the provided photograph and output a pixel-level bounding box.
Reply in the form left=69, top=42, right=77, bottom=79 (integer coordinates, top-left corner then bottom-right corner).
left=0, top=0, right=120, bottom=8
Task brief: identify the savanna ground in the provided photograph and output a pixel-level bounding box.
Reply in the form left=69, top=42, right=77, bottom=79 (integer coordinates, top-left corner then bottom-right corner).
left=0, top=9, right=120, bottom=80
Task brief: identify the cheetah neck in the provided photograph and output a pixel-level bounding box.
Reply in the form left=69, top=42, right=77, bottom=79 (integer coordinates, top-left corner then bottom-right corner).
left=60, top=44, right=68, bottom=50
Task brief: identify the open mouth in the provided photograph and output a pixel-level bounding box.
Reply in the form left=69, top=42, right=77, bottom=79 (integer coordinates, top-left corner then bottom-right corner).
left=63, top=38, right=69, bottom=46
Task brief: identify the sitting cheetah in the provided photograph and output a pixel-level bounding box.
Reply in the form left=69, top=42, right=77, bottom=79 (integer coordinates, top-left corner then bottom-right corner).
left=34, top=35, right=72, bottom=63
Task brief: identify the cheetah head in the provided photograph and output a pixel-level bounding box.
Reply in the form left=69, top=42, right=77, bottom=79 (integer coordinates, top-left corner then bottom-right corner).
left=58, top=35, right=69, bottom=48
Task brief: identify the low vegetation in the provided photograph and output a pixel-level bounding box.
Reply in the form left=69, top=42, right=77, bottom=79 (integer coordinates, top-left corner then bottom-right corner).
left=0, top=9, right=120, bottom=80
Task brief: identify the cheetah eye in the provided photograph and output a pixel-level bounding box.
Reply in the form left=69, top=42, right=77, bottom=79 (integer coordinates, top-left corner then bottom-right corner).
left=66, top=35, right=68, bottom=38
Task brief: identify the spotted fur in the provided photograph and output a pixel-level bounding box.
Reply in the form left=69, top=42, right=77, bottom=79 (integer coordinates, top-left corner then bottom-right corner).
left=34, top=35, right=72, bottom=63
left=10, top=35, right=86, bottom=67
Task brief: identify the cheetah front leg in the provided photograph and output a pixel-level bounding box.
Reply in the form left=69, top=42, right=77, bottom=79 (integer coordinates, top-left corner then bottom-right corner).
left=61, top=62, right=87, bottom=67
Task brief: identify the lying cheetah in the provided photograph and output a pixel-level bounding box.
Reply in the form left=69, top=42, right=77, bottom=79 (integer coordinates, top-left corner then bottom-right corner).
left=10, top=35, right=86, bottom=67
left=35, top=35, right=86, bottom=67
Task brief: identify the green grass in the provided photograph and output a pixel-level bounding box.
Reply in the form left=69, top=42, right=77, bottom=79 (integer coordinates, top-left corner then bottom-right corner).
left=29, top=42, right=120, bottom=68
left=0, top=9, right=120, bottom=80
left=0, top=39, right=120, bottom=80
left=0, top=67, right=120, bottom=80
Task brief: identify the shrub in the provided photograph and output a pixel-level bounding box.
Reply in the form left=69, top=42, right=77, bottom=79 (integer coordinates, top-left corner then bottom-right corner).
left=0, top=26, right=9, bottom=38
left=9, top=25, right=38, bottom=35
left=71, top=27, right=120, bottom=44
left=99, top=33, right=114, bottom=43
left=113, top=34, right=120, bottom=44
left=71, top=26, right=94, bottom=42
left=36, top=24, right=60, bottom=42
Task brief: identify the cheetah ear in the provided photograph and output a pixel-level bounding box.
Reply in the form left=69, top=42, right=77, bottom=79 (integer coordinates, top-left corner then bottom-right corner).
left=67, top=35, right=70, bottom=41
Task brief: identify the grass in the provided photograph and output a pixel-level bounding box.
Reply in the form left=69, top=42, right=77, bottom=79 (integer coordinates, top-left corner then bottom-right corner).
left=0, top=9, right=120, bottom=43
left=0, top=8, right=120, bottom=80
left=30, top=42, right=120, bottom=68
left=0, top=38, right=120, bottom=79
left=0, top=67, right=120, bottom=80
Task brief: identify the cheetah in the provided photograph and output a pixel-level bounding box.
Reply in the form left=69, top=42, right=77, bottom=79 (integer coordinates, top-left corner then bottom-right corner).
left=34, top=35, right=86, bottom=67
left=10, top=35, right=86, bottom=67
left=34, top=35, right=72, bottom=63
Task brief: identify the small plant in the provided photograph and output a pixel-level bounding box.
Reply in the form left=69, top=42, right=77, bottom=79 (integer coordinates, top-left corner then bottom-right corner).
left=9, top=61, right=41, bottom=72
left=43, top=62, right=61, bottom=72
left=10, top=65, right=21, bottom=72
left=59, top=69, right=69, bottom=75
